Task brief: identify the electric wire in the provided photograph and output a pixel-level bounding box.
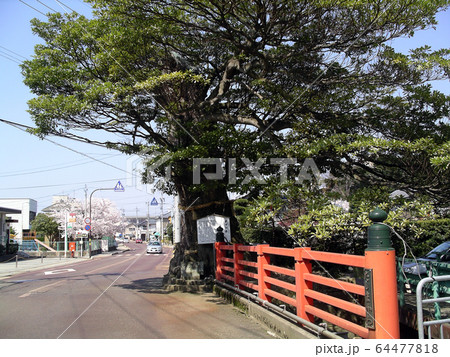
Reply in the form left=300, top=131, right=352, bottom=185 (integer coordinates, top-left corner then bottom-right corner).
left=0, top=153, right=122, bottom=178
left=0, top=45, right=28, bottom=60
left=0, top=52, right=22, bottom=64
left=18, top=0, right=47, bottom=16
left=0, top=117, right=129, bottom=174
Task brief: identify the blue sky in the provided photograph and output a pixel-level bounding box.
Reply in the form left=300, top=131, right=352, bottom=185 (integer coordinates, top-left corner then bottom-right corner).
left=0, top=0, right=449, bottom=217
left=0, top=0, right=171, bottom=217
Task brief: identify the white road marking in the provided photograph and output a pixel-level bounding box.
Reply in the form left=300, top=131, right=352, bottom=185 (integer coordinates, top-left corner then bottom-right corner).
left=44, top=268, right=76, bottom=275
left=19, top=280, right=67, bottom=298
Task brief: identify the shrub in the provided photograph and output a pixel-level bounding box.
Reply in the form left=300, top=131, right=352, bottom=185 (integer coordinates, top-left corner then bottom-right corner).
left=393, top=219, right=450, bottom=257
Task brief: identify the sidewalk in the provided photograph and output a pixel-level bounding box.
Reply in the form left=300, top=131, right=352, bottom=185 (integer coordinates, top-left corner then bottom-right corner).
left=0, top=251, right=120, bottom=280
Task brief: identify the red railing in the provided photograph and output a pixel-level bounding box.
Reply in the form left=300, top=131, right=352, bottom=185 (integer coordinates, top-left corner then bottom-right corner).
left=215, top=242, right=399, bottom=339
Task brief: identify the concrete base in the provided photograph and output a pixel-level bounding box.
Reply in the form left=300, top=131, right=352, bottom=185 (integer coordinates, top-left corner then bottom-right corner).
left=214, top=285, right=318, bottom=339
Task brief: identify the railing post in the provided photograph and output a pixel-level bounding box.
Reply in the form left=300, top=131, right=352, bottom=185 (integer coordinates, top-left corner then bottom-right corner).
left=233, top=244, right=243, bottom=289
left=257, top=244, right=271, bottom=302
left=294, top=247, right=314, bottom=322
left=365, top=208, right=400, bottom=339
left=215, top=242, right=225, bottom=281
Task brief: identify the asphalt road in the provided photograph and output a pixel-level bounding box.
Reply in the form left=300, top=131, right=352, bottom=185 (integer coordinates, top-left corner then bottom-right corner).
left=0, top=242, right=275, bottom=339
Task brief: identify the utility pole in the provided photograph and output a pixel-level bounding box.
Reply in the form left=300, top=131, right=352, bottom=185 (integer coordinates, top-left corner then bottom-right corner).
left=84, top=185, right=88, bottom=218
left=160, top=196, right=164, bottom=243
left=135, top=207, right=139, bottom=240
left=121, top=209, right=125, bottom=240
left=146, top=201, right=150, bottom=242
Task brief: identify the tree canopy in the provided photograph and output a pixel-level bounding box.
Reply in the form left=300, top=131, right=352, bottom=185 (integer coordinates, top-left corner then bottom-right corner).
left=31, top=213, right=59, bottom=242
left=22, top=0, right=450, bottom=279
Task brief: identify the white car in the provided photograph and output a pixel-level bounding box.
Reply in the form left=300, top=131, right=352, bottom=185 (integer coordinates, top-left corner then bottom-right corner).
left=147, top=241, right=162, bottom=254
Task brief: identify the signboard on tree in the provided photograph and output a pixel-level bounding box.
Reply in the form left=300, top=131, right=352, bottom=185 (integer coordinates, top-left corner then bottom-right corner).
left=196, top=214, right=231, bottom=244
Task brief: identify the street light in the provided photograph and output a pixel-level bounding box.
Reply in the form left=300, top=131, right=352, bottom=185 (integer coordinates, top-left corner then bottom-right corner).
left=87, top=181, right=124, bottom=257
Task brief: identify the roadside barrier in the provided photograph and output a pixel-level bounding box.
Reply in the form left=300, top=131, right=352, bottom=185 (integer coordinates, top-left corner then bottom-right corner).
left=215, top=208, right=400, bottom=339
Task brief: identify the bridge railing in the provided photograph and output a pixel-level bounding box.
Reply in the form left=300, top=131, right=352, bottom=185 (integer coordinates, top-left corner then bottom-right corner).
left=215, top=208, right=400, bottom=339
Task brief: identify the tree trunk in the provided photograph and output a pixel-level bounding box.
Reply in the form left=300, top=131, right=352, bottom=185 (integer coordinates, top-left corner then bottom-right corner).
left=163, top=182, right=242, bottom=285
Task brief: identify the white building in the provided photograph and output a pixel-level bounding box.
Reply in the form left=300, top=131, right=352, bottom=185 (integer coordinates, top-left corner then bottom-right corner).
left=0, top=199, right=37, bottom=242
left=0, top=206, right=22, bottom=246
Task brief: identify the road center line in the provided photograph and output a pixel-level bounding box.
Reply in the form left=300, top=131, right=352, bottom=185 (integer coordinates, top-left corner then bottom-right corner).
left=85, top=256, right=136, bottom=274
left=57, top=252, right=144, bottom=339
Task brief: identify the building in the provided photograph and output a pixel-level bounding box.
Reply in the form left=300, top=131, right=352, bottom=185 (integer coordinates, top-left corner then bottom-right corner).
left=0, top=206, right=22, bottom=246
left=124, top=213, right=171, bottom=241
left=41, top=195, right=79, bottom=215
left=0, top=199, right=37, bottom=242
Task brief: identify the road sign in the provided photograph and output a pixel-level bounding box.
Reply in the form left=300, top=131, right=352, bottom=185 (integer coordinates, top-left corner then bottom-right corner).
left=114, top=181, right=125, bottom=192
left=85, top=224, right=91, bottom=231
left=84, top=217, right=91, bottom=224
left=150, top=197, right=158, bottom=206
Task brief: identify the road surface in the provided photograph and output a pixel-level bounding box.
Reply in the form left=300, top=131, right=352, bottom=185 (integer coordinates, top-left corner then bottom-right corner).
left=0, top=242, right=275, bottom=339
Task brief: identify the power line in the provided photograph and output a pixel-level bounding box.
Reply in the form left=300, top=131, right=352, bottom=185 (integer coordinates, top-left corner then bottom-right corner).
left=0, top=117, right=128, bottom=174
left=0, top=153, right=122, bottom=178
left=36, top=0, right=57, bottom=13
left=0, top=52, right=21, bottom=64
left=0, top=177, right=126, bottom=191
left=0, top=45, right=28, bottom=60
left=18, top=0, right=47, bottom=16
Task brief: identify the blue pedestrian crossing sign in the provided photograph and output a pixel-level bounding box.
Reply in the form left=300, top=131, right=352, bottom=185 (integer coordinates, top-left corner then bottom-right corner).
left=150, top=197, right=158, bottom=206
left=114, top=181, right=125, bottom=192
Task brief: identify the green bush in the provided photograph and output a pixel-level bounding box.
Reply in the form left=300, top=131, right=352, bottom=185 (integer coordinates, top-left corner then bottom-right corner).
left=393, top=219, right=450, bottom=258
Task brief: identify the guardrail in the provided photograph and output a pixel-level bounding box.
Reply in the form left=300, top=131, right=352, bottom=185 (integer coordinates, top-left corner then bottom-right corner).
left=416, top=275, right=450, bottom=339
left=215, top=208, right=400, bottom=339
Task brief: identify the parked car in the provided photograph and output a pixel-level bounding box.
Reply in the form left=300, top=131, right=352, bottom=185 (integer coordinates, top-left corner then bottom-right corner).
left=147, top=241, right=162, bottom=254
left=123, top=238, right=129, bottom=243
left=136, top=238, right=142, bottom=243
left=403, top=241, right=450, bottom=275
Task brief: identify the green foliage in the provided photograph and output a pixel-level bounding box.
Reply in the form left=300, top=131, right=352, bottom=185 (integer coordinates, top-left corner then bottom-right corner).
left=31, top=213, right=60, bottom=241
left=237, top=183, right=439, bottom=254
left=394, top=219, right=450, bottom=257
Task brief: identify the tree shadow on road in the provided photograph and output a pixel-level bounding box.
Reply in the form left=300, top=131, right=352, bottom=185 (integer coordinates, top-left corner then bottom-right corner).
left=115, top=277, right=169, bottom=294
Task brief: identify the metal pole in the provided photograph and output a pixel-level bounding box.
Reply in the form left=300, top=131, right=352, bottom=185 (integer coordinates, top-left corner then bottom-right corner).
left=89, top=187, right=115, bottom=257
left=160, top=197, right=164, bottom=242
left=64, top=212, right=67, bottom=258
left=135, top=207, right=138, bottom=240
left=146, top=202, right=150, bottom=242
left=416, top=275, right=450, bottom=339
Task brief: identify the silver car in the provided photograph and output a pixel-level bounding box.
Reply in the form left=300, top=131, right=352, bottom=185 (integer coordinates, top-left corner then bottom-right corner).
left=147, top=241, right=162, bottom=254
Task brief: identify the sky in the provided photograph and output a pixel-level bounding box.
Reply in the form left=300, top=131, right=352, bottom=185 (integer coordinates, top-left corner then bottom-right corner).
left=0, top=0, right=449, bottom=219
left=0, top=0, right=172, bottom=218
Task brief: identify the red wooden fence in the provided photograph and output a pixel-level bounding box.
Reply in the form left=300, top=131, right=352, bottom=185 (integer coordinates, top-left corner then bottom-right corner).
left=215, top=242, right=399, bottom=339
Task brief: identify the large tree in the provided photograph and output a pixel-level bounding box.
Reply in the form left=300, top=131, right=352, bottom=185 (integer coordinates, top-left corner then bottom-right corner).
left=22, top=0, right=450, bottom=281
